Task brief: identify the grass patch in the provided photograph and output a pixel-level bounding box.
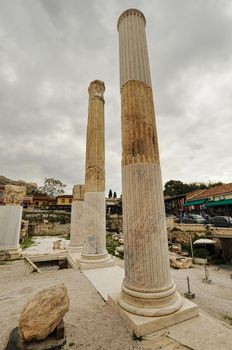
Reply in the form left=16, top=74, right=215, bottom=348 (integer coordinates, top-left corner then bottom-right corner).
left=20, top=236, right=35, bottom=249
left=62, top=235, right=70, bottom=240
left=69, top=342, right=75, bottom=347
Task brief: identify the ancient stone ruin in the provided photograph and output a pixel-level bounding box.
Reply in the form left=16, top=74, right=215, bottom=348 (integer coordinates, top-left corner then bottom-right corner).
left=6, top=284, right=69, bottom=350
left=77, top=80, right=114, bottom=269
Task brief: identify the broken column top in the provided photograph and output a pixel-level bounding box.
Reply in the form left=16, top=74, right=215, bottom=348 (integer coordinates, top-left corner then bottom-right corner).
left=88, top=80, right=105, bottom=100
left=4, top=185, right=26, bottom=205
left=73, top=184, right=85, bottom=201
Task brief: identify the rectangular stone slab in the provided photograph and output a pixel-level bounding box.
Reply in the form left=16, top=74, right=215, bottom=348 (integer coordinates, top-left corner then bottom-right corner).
left=167, top=312, right=232, bottom=350
left=83, top=265, right=124, bottom=300
left=108, top=295, right=199, bottom=337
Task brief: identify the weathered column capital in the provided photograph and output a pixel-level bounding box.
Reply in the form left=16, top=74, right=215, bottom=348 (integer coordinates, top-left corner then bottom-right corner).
left=88, top=80, right=105, bottom=102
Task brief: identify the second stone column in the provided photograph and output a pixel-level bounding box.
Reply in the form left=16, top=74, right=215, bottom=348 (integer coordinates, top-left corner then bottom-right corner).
left=78, top=80, right=114, bottom=269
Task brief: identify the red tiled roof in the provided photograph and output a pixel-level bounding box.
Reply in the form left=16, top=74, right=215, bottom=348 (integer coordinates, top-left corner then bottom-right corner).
left=186, top=189, right=207, bottom=200
left=191, top=183, right=232, bottom=200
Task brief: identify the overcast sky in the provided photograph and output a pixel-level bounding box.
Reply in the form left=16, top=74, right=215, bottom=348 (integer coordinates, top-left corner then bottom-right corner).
left=0, top=0, right=231, bottom=194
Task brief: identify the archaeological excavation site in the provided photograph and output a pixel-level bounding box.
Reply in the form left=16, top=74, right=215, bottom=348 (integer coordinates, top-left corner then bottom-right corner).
left=1, top=4, right=232, bottom=350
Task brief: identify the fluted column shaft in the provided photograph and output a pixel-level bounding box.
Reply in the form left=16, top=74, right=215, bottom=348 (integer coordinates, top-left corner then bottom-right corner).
left=79, top=81, right=113, bottom=267
left=85, top=81, right=105, bottom=193
left=118, top=9, right=182, bottom=316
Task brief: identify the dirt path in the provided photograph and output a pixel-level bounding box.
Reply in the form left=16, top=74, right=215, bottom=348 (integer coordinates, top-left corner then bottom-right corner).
left=0, top=260, right=142, bottom=350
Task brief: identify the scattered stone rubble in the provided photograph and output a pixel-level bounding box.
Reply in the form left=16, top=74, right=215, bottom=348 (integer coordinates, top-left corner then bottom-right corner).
left=53, top=240, right=66, bottom=250
left=112, top=233, right=192, bottom=269
left=112, top=233, right=124, bottom=258
left=169, top=253, right=192, bottom=269
left=20, top=220, right=29, bottom=243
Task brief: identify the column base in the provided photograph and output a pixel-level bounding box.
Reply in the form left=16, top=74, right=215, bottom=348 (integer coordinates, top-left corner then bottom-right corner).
left=118, top=282, right=183, bottom=317
left=77, top=252, right=115, bottom=270
left=0, top=247, right=22, bottom=260
left=67, top=244, right=83, bottom=253
left=108, top=293, right=199, bottom=337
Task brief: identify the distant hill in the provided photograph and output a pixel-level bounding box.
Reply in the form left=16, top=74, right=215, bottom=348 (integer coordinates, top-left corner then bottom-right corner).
left=0, top=175, right=37, bottom=194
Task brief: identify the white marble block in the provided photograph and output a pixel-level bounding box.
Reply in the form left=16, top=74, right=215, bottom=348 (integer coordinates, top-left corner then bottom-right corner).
left=69, top=200, right=85, bottom=251
left=0, top=205, right=22, bottom=258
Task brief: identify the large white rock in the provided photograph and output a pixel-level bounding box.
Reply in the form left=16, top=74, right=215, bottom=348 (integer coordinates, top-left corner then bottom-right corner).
left=170, top=256, right=192, bottom=269
left=19, top=284, right=70, bottom=342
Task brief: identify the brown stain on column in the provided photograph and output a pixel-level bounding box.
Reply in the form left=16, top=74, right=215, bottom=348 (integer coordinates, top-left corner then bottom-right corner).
left=121, top=80, right=160, bottom=166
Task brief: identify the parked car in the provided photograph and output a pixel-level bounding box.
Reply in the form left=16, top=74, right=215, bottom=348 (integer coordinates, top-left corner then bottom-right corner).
left=209, top=216, right=232, bottom=228
left=181, top=214, right=206, bottom=224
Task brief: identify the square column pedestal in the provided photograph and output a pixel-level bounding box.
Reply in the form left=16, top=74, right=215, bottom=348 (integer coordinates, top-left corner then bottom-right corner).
left=82, top=265, right=199, bottom=337
left=108, top=292, right=199, bottom=337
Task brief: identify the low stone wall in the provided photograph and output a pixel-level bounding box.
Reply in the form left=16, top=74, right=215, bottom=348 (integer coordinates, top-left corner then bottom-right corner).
left=212, top=227, right=232, bottom=237
left=29, top=223, right=70, bottom=236
left=23, top=210, right=71, bottom=224
left=169, top=231, right=204, bottom=247
left=174, top=223, right=207, bottom=233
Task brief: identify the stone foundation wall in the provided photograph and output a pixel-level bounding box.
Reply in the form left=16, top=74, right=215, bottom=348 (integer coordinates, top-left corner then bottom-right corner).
left=29, top=223, right=70, bottom=236
left=174, top=223, right=207, bottom=232
left=212, top=227, right=232, bottom=237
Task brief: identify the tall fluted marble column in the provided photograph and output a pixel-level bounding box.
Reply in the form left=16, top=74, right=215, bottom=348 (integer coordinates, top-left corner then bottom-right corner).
left=68, top=184, right=85, bottom=252
left=78, top=80, right=114, bottom=268
left=117, top=9, right=182, bottom=316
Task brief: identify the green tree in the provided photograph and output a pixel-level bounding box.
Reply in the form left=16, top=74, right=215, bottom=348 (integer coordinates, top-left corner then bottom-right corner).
left=39, top=178, right=66, bottom=197
left=164, top=180, right=188, bottom=196
left=164, top=180, right=224, bottom=197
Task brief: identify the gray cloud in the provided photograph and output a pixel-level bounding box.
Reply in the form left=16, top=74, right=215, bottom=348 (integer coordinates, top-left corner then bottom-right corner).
left=0, top=0, right=231, bottom=194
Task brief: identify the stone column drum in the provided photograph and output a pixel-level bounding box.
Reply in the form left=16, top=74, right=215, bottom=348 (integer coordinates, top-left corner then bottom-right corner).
left=68, top=184, right=85, bottom=252
left=78, top=80, right=114, bottom=268
left=117, top=9, right=182, bottom=316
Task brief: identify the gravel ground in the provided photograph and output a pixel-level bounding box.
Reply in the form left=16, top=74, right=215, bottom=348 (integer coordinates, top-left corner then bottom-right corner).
left=1, top=259, right=231, bottom=350
left=116, top=258, right=232, bottom=324
left=171, top=263, right=232, bottom=322
left=0, top=260, right=143, bottom=350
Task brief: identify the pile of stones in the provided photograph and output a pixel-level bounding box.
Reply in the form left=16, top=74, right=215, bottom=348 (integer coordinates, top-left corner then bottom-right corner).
left=113, top=233, right=124, bottom=258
